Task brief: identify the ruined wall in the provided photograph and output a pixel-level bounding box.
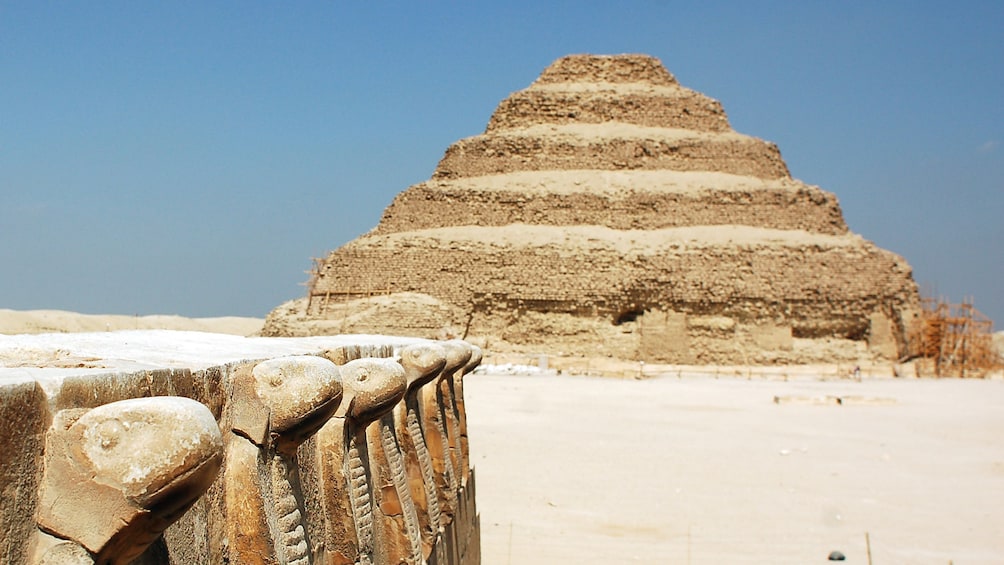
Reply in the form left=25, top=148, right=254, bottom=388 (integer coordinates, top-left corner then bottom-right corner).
left=0, top=334, right=482, bottom=564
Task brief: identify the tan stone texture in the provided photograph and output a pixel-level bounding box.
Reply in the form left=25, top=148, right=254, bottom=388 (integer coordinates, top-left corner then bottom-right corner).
left=36, top=397, right=223, bottom=564
left=1, top=333, right=483, bottom=564
left=433, top=124, right=790, bottom=180
left=265, top=53, right=921, bottom=364
left=375, top=172, right=847, bottom=236
left=1, top=379, right=47, bottom=565
left=394, top=343, right=448, bottom=560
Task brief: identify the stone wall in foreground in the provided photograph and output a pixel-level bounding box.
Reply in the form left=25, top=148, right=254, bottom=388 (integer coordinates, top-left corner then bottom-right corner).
left=0, top=334, right=481, bottom=565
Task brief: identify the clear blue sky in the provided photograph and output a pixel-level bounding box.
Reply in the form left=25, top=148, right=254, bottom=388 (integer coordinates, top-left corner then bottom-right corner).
left=2, top=2, right=1002, bottom=324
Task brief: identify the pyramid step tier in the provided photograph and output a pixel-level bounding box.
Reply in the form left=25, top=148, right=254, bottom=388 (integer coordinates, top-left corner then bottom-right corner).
left=486, top=84, right=731, bottom=133
left=311, top=225, right=915, bottom=339
left=532, top=54, right=680, bottom=86
left=375, top=171, right=847, bottom=235
left=433, top=124, right=790, bottom=180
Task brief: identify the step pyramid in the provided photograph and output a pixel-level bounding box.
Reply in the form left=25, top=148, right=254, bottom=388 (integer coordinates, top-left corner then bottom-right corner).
left=264, top=54, right=920, bottom=364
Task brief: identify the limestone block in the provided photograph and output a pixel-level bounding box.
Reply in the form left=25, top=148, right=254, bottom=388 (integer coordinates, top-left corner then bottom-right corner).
left=35, top=397, right=223, bottom=565
left=638, top=310, right=691, bottom=363
left=374, top=174, right=847, bottom=236
left=750, top=323, right=794, bottom=352
left=394, top=343, right=448, bottom=562
left=486, top=88, right=731, bottom=132
left=532, top=54, right=679, bottom=86
left=434, top=126, right=790, bottom=180
left=1, top=379, right=47, bottom=565
left=452, top=344, right=482, bottom=485
left=867, top=311, right=899, bottom=359
left=223, top=355, right=342, bottom=565
left=311, top=357, right=406, bottom=565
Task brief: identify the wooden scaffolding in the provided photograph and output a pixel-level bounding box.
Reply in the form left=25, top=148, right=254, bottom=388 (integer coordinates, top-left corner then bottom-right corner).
left=303, top=258, right=391, bottom=315
left=907, top=297, right=1001, bottom=377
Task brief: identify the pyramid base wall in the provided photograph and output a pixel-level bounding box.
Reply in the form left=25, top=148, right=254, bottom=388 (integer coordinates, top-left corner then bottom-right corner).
left=266, top=297, right=913, bottom=365
left=467, top=309, right=889, bottom=365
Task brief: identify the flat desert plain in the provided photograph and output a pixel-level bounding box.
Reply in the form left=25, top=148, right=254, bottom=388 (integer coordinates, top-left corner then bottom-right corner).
left=0, top=309, right=263, bottom=336
left=465, top=372, right=1004, bottom=564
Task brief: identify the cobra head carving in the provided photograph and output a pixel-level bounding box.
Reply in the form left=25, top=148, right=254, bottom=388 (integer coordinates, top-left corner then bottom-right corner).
left=441, top=340, right=474, bottom=378
left=461, top=344, right=483, bottom=377
left=36, top=397, right=223, bottom=565
left=399, top=343, right=447, bottom=392
left=232, top=355, right=343, bottom=453
left=336, top=358, right=407, bottom=424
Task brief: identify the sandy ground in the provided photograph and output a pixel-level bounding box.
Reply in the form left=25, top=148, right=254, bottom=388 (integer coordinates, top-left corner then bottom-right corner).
left=466, top=372, right=1004, bottom=564
left=0, top=309, right=263, bottom=336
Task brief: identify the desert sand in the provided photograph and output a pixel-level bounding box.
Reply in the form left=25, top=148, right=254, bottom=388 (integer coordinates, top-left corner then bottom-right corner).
left=0, top=309, right=263, bottom=336
left=466, top=370, right=1004, bottom=564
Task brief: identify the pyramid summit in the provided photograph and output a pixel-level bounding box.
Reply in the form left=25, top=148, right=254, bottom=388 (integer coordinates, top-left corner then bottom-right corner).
left=264, top=54, right=920, bottom=364
left=434, top=54, right=789, bottom=181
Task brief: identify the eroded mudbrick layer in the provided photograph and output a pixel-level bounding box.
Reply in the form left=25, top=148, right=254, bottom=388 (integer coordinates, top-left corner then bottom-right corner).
left=0, top=334, right=482, bottom=564
left=265, top=53, right=920, bottom=363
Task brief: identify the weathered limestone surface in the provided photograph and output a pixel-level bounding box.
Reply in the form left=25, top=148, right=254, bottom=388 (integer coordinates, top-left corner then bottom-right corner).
left=1, top=378, right=47, bottom=564
left=433, top=124, right=790, bottom=180
left=265, top=54, right=920, bottom=364
left=394, top=343, right=448, bottom=563
left=222, top=356, right=343, bottom=565
left=36, top=397, right=223, bottom=565
left=375, top=172, right=848, bottom=235
left=0, top=331, right=482, bottom=564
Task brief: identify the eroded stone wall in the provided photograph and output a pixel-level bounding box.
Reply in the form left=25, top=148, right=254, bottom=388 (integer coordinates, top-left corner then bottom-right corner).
left=0, top=335, right=482, bottom=564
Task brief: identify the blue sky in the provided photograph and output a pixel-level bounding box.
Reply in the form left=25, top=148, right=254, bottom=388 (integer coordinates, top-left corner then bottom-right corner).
left=2, top=2, right=1002, bottom=324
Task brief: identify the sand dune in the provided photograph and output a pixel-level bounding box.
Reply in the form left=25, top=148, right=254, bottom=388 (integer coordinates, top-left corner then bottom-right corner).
left=0, top=309, right=263, bottom=336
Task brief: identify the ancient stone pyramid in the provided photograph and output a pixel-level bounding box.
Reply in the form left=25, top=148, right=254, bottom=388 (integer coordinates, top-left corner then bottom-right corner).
left=265, top=54, right=920, bottom=364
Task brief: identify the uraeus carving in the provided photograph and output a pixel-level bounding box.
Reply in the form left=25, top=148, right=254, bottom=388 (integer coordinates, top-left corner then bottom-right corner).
left=452, top=343, right=482, bottom=487
left=393, top=343, right=448, bottom=563
left=421, top=341, right=472, bottom=524
left=363, top=358, right=425, bottom=565
left=224, top=355, right=343, bottom=565
left=313, top=357, right=406, bottom=565
left=33, top=397, right=223, bottom=565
